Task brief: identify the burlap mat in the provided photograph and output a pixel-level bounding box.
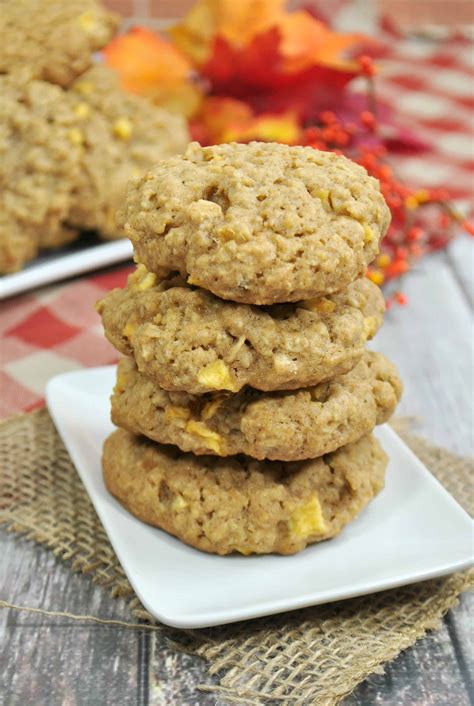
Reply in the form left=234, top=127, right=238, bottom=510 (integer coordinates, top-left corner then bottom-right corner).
left=1, top=409, right=472, bottom=705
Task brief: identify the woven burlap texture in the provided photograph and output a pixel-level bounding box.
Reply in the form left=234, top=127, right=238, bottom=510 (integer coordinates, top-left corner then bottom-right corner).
left=1, top=409, right=472, bottom=706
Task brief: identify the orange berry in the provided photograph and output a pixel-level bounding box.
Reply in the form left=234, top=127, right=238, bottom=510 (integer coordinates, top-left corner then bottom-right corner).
left=409, top=244, right=424, bottom=258
left=439, top=213, right=451, bottom=228
left=395, top=292, right=408, bottom=306
left=407, top=226, right=424, bottom=242
left=386, top=260, right=409, bottom=278
left=361, top=111, right=376, bottom=130
left=462, top=220, right=474, bottom=236
left=385, top=194, right=400, bottom=209
left=379, top=165, right=393, bottom=180
left=321, top=111, right=337, bottom=125
left=360, top=55, right=377, bottom=76
left=395, top=246, right=408, bottom=259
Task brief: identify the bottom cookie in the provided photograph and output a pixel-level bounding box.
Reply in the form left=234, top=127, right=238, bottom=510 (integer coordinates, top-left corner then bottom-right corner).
left=102, top=430, right=387, bottom=555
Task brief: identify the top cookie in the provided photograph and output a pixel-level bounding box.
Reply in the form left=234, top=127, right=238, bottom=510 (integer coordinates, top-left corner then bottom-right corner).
left=119, top=141, right=391, bottom=304
left=0, top=0, right=118, bottom=87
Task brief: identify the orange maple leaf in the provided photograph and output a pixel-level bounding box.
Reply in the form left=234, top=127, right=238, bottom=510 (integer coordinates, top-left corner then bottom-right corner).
left=103, top=27, right=202, bottom=115
left=197, top=97, right=254, bottom=139
left=195, top=96, right=301, bottom=144
left=170, top=0, right=286, bottom=64
left=170, top=0, right=366, bottom=73
left=278, top=11, right=366, bottom=72
left=224, top=112, right=300, bottom=143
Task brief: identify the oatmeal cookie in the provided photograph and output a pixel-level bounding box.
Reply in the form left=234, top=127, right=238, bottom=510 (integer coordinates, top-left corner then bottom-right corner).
left=103, top=429, right=387, bottom=555
left=111, top=352, right=402, bottom=461
left=0, top=74, right=82, bottom=273
left=0, top=65, right=189, bottom=272
left=118, top=141, right=391, bottom=304
left=0, top=0, right=118, bottom=87
left=67, top=65, right=189, bottom=238
left=98, top=265, right=385, bottom=393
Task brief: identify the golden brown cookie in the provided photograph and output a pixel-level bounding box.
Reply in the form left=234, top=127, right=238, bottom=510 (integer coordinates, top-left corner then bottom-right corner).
left=111, top=352, right=402, bottom=461
left=0, top=65, right=189, bottom=273
left=67, top=65, right=189, bottom=238
left=0, top=0, right=118, bottom=87
left=118, top=141, right=391, bottom=304
left=0, top=73, right=82, bottom=273
left=103, top=429, right=387, bottom=555
left=98, top=265, right=385, bottom=393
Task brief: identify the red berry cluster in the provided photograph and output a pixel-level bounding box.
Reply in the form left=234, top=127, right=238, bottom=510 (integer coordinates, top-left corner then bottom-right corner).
left=301, top=56, right=473, bottom=308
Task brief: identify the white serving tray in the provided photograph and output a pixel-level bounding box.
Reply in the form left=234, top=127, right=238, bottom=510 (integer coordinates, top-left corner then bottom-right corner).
left=0, top=237, right=133, bottom=300
left=46, top=366, right=473, bottom=629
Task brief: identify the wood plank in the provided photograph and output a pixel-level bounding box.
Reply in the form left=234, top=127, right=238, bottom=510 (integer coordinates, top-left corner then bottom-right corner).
left=344, top=603, right=473, bottom=706
left=445, top=592, right=474, bottom=690
left=373, top=250, right=473, bottom=455
left=0, top=531, right=219, bottom=704
left=0, top=624, right=143, bottom=706
left=446, top=236, right=474, bottom=308
left=349, top=249, right=474, bottom=701
left=148, top=634, right=223, bottom=705
left=1, top=533, right=131, bottom=626
left=0, top=532, right=142, bottom=704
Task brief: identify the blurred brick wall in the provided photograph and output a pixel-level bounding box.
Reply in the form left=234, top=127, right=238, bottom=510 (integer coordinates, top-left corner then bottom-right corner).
left=103, top=0, right=194, bottom=18
left=378, top=0, right=474, bottom=28
left=102, top=0, right=474, bottom=29
left=103, top=0, right=307, bottom=20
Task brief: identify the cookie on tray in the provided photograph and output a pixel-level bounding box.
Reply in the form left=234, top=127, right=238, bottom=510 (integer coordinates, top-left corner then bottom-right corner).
left=0, top=73, right=82, bottom=273
left=118, top=141, right=391, bottom=304
left=0, top=0, right=118, bottom=87
left=103, top=429, right=387, bottom=555
left=67, top=65, right=189, bottom=238
left=111, top=352, right=402, bottom=461
left=98, top=265, right=385, bottom=393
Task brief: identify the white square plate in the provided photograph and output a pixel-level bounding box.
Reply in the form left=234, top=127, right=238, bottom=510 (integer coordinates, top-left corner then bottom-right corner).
left=46, top=366, right=473, bottom=629
left=0, top=237, right=132, bottom=300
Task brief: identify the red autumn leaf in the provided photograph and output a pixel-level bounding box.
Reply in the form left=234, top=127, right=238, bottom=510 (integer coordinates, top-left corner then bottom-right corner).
left=200, top=28, right=358, bottom=119
left=170, top=0, right=370, bottom=73
left=203, top=27, right=361, bottom=91
left=201, top=29, right=285, bottom=93
left=245, top=65, right=357, bottom=119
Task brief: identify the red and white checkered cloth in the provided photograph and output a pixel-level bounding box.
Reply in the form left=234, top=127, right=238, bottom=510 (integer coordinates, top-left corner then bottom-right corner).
left=1, top=31, right=472, bottom=419
left=375, top=32, right=473, bottom=201
left=0, top=267, right=131, bottom=418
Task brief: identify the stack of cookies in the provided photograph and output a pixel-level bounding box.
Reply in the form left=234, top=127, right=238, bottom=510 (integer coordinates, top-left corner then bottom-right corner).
left=98, top=142, right=402, bottom=556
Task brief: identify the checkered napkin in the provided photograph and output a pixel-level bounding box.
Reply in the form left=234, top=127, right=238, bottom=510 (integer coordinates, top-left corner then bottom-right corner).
left=375, top=32, right=473, bottom=201
left=0, top=267, right=132, bottom=419
left=0, top=32, right=472, bottom=419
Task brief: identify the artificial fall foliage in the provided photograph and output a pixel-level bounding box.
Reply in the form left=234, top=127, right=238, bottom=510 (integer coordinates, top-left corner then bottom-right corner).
left=104, top=27, right=202, bottom=116
left=169, top=0, right=365, bottom=71
left=104, top=0, right=473, bottom=306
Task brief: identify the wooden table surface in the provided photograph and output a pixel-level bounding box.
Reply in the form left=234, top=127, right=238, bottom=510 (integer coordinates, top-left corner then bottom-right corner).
left=1, top=237, right=473, bottom=705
